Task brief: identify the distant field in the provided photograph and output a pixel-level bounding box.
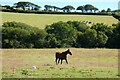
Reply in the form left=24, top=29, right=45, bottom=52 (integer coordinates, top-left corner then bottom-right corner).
left=1, top=12, right=118, bottom=29
left=2, top=49, right=119, bottom=78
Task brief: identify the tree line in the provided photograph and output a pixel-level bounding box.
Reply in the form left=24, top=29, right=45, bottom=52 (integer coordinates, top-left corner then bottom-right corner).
left=2, top=21, right=120, bottom=48
left=1, top=1, right=115, bottom=13
left=2, top=1, right=119, bottom=21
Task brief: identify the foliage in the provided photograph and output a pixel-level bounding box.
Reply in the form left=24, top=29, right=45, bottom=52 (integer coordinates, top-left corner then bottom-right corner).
left=76, top=6, right=84, bottom=12
left=107, top=22, right=120, bottom=48
left=84, top=4, right=94, bottom=12
left=2, top=22, right=47, bottom=48
left=2, top=9, right=111, bottom=16
left=45, top=21, right=78, bottom=47
left=76, top=29, right=97, bottom=48
left=1, top=2, right=116, bottom=16
left=2, top=5, right=12, bottom=9
left=44, top=5, right=53, bottom=11
left=101, top=9, right=106, bottom=12
left=2, top=21, right=120, bottom=48
left=67, top=21, right=89, bottom=32
left=76, top=4, right=99, bottom=13
left=84, top=4, right=98, bottom=13
left=107, top=8, right=111, bottom=12
left=95, top=31, right=108, bottom=47
left=14, top=1, right=41, bottom=10
left=112, top=13, right=120, bottom=21
left=61, top=5, right=75, bottom=12
left=93, top=7, right=99, bottom=13
left=44, top=5, right=61, bottom=11
left=91, top=23, right=114, bottom=36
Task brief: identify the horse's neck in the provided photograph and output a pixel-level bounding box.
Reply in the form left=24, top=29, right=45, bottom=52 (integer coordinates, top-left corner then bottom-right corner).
left=62, top=51, right=68, bottom=55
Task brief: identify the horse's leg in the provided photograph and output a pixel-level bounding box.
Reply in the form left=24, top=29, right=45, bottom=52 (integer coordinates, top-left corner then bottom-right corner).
left=58, top=59, right=60, bottom=64
left=56, top=58, right=58, bottom=65
left=61, top=59, right=63, bottom=64
left=65, top=59, right=68, bottom=64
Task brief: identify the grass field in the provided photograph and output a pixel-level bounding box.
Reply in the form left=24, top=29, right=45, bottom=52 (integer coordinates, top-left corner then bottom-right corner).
left=2, top=49, right=119, bottom=78
left=1, top=12, right=119, bottom=78
left=1, top=12, right=118, bottom=29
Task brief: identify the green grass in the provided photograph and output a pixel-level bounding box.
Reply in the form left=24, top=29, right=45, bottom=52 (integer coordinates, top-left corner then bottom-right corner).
left=2, top=49, right=119, bottom=78
left=2, top=67, right=118, bottom=78
left=1, top=12, right=118, bottom=29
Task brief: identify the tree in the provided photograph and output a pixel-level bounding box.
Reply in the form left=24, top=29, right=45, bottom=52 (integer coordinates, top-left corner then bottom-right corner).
left=67, top=21, right=89, bottom=32
left=95, top=31, right=108, bottom=47
left=84, top=4, right=95, bottom=12
left=2, top=22, right=47, bottom=48
left=107, top=8, right=111, bottom=12
left=76, top=6, right=84, bottom=12
left=44, top=5, right=53, bottom=11
left=2, top=27, right=31, bottom=48
left=44, top=5, right=61, bottom=12
left=14, top=2, right=29, bottom=10
left=61, top=5, right=75, bottom=12
left=14, top=2, right=41, bottom=10
left=34, top=5, right=41, bottom=10
left=76, top=4, right=98, bottom=13
left=45, top=34, right=59, bottom=48
left=101, top=9, right=106, bottom=12
left=77, top=29, right=97, bottom=48
left=93, top=7, right=99, bottom=13
left=29, top=2, right=41, bottom=10
left=107, top=22, right=120, bottom=48
left=91, top=23, right=114, bottom=48
left=91, top=23, right=113, bottom=36
left=52, top=6, right=61, bottom=12
left=2, top=5, right=11, bottom=9
left=45, top=21, right=78, bottom=47
left=76, top=28, right=108, bottom=48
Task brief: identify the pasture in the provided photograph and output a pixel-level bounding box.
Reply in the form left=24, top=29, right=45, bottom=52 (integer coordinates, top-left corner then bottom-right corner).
left=1, top=12, right=118, bottom=29
left=2, top=49, right=119, bottom=78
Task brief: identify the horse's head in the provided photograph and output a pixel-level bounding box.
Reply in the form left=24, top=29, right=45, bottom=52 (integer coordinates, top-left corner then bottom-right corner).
left=67, top=49, right=72, bottom=55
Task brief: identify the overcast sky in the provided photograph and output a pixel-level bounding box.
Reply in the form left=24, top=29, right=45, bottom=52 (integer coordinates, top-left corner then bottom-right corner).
left=0, top=0, right=120, bottom=10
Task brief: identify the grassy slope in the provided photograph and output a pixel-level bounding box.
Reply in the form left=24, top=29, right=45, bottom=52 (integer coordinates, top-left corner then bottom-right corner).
left=1, top=12, right=118, bottom=29
left=2, top=49, right=118, bottom=78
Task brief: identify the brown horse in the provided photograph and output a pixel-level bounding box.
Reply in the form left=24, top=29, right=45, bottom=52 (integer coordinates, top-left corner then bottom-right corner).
left=55, top=49, right=72, bottom=65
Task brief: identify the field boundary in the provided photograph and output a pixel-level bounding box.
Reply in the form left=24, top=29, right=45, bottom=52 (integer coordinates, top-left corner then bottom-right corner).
left=2, top=9, right=112, bottom=16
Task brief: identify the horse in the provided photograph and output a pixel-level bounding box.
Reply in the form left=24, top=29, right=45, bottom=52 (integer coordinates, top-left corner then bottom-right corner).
left=55, top=49, right=72, bottom=65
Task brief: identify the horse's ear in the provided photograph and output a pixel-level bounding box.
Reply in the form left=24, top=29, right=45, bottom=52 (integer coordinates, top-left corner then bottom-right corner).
left=68, top=49, right=70, bottom=51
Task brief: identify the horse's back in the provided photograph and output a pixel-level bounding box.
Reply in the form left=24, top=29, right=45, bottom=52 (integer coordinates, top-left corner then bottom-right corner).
left=55, top=52, right=66, bottom=59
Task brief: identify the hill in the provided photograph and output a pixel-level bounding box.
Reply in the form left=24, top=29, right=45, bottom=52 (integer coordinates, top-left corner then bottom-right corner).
left=1, top=12, right=118, bottom=29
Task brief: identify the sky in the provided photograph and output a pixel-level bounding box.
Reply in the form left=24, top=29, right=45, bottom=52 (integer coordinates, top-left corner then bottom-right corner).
left=0, top=0, right=120, bottom=11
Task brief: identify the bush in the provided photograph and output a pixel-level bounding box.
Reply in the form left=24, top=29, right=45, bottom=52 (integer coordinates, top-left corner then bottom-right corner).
left=76, top=29, right=97, bottom=48
left=2, top=22, right=47, bottom=48
left=112, top=13, right=120, bottom=21
left=67, top=21, right=89, bottom=32
left=107, top=22, right=120, bottom=48
left=91, top=23, right=114, bottom=36
left=45, top=21, right=78, bottom=48
left=2, top=21, right=120, bottom=48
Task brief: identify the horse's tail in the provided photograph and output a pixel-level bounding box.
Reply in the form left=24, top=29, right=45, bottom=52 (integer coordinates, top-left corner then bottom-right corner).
left=55, top=52, right=60, bottom=63
left=55, top=52, right=58, bottom=62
